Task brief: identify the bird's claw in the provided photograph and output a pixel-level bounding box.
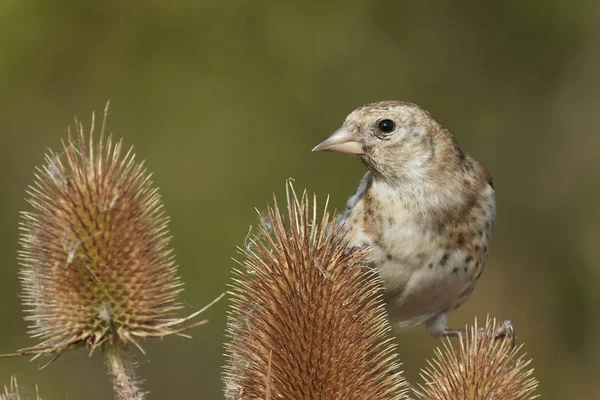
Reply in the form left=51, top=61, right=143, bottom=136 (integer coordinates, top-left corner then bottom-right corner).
left=493, top=319, right=516, bottom=348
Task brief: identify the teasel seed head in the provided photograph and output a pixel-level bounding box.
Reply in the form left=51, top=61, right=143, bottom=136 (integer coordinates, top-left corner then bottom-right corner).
left=223, top=182, right=409, bottom=400
left=416, top=317, right=539, bottom=400
left=16, top=104, right=218, bottom=359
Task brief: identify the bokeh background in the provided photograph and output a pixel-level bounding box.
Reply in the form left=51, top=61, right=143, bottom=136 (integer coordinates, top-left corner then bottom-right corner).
left=1, top=1, right=599, bottom=398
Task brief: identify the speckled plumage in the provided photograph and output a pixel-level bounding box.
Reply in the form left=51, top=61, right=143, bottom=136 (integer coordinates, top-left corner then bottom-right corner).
left=314, top=101, right=497, bottom=337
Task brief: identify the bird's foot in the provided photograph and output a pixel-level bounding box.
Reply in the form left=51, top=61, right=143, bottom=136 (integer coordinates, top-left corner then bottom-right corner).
left=440, top=320, right=516, bottom=347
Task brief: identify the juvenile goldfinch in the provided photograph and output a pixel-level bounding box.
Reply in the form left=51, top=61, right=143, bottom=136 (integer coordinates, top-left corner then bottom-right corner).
left=314, top=101, right=513, bottom=341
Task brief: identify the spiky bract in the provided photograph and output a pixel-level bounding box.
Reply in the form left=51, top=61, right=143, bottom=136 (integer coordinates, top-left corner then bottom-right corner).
left=224, top=183, right=408, bottom=400
left=1, top=376, right=42, bottom=400
left=18, top=106, right=203, bottom=358
left=416, top=318, right=539, bottom=400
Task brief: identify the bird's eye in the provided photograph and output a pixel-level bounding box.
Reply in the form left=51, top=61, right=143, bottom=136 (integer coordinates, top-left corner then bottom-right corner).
left=377, top=119, right=395, bottom=134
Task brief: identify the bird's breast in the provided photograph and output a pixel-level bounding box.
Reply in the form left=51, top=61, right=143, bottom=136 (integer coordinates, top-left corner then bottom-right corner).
left=341, top=179, right=494, bottom=326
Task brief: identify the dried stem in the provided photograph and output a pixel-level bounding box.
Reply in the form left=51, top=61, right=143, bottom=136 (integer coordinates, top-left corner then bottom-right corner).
left=105, top=345, right=146, bottom=400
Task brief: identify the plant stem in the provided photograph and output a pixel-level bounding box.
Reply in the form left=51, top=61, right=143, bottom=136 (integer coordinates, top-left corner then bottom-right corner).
left=105, top=346, right=145, bottom=400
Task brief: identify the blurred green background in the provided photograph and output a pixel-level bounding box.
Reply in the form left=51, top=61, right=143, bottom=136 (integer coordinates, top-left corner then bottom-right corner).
left=1, top=1, right=599, bottom=398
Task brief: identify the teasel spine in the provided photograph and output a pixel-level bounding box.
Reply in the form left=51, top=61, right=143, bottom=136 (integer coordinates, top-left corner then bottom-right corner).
left=1, top=376, right=42, bottom=400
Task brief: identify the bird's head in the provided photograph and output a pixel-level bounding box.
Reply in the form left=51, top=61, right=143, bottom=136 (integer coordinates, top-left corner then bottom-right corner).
left=313, top=101, right=446, bottom=179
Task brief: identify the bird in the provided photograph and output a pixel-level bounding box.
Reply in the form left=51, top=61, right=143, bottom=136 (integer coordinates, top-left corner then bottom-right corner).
left=313, top=100, right=513, bottom=342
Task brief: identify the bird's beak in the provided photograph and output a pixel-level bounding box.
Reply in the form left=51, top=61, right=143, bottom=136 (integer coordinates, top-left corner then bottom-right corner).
left=312, top=128, right=364, bottom=155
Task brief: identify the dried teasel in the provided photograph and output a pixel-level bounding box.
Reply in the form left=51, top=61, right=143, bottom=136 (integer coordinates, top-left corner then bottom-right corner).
left=13, top=104, right=222, bottom=361
left=415, top=317, right=539, bottom=400
left=223, top=182, right=409, bottom=400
